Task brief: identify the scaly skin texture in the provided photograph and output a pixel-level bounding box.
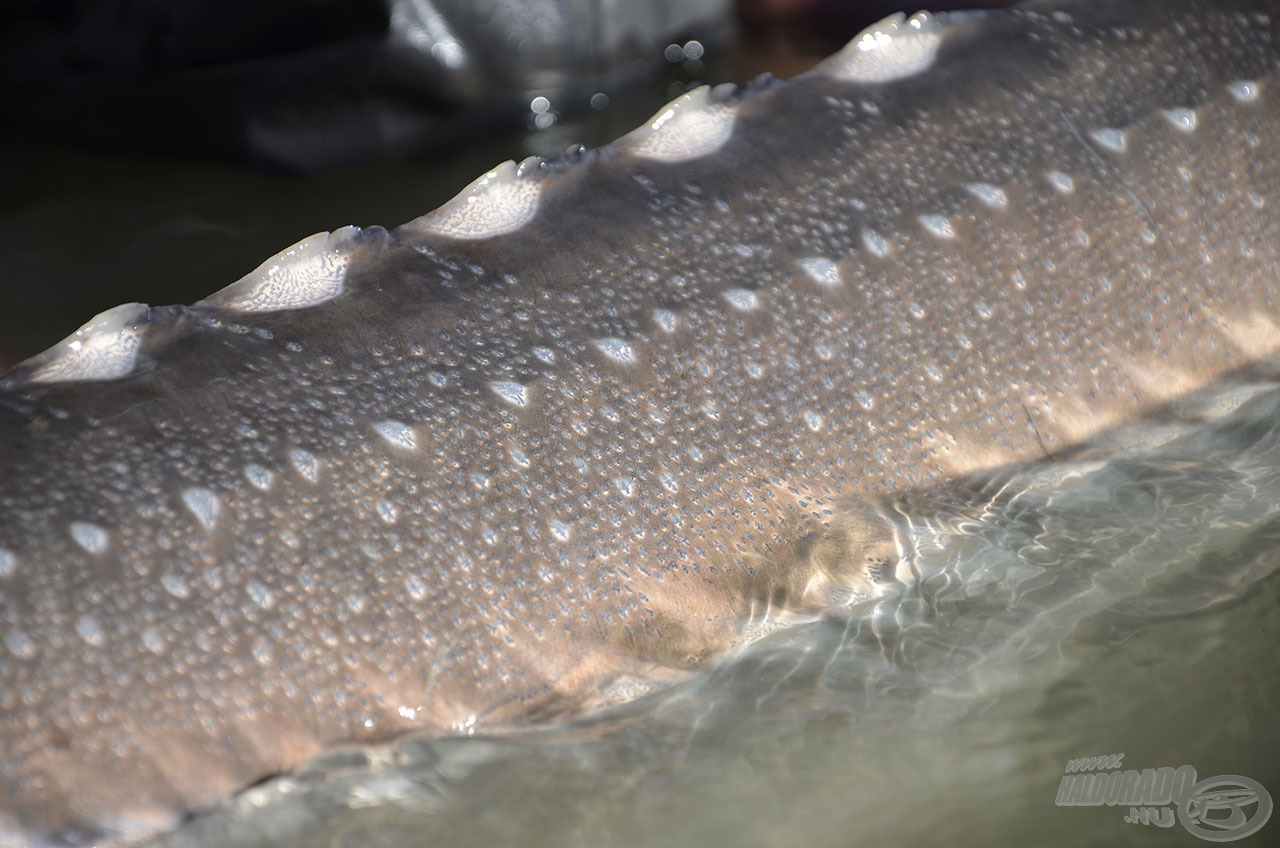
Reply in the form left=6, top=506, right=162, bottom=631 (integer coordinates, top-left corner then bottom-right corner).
left=1, top=0, right=1278, bottom=843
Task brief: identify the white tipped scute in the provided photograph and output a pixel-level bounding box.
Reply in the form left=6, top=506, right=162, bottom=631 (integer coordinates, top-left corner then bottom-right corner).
left=181, top=486, right=221, bottom=530
left=861, top=228, right=890, bottom=257
left=412, top=160, right=541, bottom=240
left=627, top=85, right=737, bottom=163
left=207, top=227, right=359, bottom=312
left=1046, top=171, right=1075, bottom=194
left=1228, top=80, right=1259, bottom=103
left=69, top=521, right=110, bottom=556
left=1162, top=108, right=1197, bottom=133
left=919, top=215, right=955, bottom=239
left=489, top=380, right=530, bottom=407
left=245, top=464, right=274, bottom=491
left=593, top=338, right=637, bottom=364
left=374, top=420, right=418, bottom=450
left=1089, top=127, right=1127, bottom=153
left=653, top=309, right=678, bottom=333
left=798, top=257, right=842, bottom=287
left=823, top=11, right=944, bottom=83
left=965, top=183, right=1008, bottom=209
left=289, top=448, right=320, bottom=484
left=15, top=303, right=148, bottom=385
left=723, top=288, right=759, bottom=311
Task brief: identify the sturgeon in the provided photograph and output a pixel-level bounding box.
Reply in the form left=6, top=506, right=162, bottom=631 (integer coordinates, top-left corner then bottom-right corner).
left=1, top=0, right=1277, bottom=843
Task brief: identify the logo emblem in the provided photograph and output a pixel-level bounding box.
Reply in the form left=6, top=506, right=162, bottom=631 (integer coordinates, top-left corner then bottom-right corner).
left=1178, top=775, right=1273, bottom=843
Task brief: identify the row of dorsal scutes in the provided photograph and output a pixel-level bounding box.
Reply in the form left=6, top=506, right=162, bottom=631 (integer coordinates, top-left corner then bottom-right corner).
left=192, top=0, right=1268, bottom=310
left=1, top=225, right=375, bottom=389
left=394, top=82, right=747, bottom=246
left=9, top=4, right=1268, bottom=394
left=397, top=10, right=953, bottom=246
left=0, top=7, right=949, bottom=389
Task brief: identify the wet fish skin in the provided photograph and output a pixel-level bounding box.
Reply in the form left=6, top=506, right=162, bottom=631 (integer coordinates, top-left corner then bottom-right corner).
left=2, top=0, right=1278, bottom=843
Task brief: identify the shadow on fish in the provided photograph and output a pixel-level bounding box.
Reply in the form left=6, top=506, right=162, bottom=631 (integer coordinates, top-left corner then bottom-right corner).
left=1, top=0, right=1278, bottom=844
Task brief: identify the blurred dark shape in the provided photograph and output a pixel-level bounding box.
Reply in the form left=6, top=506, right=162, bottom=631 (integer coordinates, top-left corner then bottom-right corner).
left=0, top=0, right=732, bottom=170
left=736, top=0, right=1016, bottom=74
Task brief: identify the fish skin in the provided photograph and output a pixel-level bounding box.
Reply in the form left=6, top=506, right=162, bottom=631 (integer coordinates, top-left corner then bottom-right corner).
left=1, top=0, right=1278, bottom=842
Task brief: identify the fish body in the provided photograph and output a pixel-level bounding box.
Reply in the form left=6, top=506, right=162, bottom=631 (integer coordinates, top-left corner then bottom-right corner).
left=1, top=0, right=1278, bottom=843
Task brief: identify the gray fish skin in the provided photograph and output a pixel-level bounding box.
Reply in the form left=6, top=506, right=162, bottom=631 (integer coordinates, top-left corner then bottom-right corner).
left=1, top=0, right=1278, bottom=842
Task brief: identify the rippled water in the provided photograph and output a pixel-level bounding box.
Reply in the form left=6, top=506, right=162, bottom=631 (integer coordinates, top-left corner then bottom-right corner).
left=139, top=376, right=1280, bottom=848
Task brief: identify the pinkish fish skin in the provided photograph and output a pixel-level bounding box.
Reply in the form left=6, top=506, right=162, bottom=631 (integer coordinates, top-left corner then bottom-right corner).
left=1, top=0, right=1278, bottom=843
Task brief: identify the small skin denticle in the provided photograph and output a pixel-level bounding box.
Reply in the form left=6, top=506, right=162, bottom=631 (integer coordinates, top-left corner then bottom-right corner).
left=489, top=380, right=531, bottom=407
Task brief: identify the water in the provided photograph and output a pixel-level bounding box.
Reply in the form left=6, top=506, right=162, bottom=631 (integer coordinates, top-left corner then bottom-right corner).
left=132, top=377, right=1280, bottom=848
